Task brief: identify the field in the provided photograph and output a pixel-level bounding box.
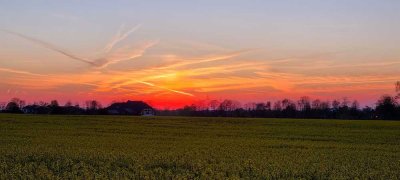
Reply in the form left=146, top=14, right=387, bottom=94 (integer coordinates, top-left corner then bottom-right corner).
left=0, top=114, right=399, bottom=179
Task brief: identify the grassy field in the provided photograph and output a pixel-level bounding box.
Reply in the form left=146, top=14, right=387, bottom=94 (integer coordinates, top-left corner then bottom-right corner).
left=0, top=114, right=399, bottom=179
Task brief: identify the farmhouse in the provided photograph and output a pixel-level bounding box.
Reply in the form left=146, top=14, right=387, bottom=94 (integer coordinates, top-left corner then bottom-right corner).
left=106, top=100, right=155, bottom=116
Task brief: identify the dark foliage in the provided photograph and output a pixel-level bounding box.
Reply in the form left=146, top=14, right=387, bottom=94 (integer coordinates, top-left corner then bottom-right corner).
left=1, top=87, right=400, bottom=120
left=1, top=96, right=399, bottom=120
left=0, top=99, right=152, bottom=116
left=157, top=95, right=400, bottom=120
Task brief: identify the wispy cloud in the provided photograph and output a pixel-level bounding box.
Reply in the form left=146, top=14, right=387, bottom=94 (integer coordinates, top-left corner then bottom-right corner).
left=0, top=67, right=46, bottom=76
left=95, top=40, right=159, bottom=69
left=153, top=49, right=254, bottom=70
left=1, top=28, right=156, bottom=69
left=136, top=81, right=194, bottom=97
left=3, top=26, right=394, bottom=104
left=0, top=29, right=96, bottom=66
left=104, top=24, right=141, bottom=53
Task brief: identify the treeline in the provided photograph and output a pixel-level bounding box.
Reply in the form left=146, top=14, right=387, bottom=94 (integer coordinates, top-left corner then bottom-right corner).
left=160, top=82, right=400, bottom=120
left=0, top=99, right=105, bottom=115
left=158, top=95, right=399, bottom=120
left=0, top=96, right=399, bottom=120
left=1, top=83, right=400, bottom=120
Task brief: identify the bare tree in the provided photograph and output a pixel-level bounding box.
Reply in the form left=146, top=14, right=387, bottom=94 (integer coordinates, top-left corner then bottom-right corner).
left=10, top=98, right=26, bottom=109
left=219, top=99, right=240, bottom=111
left=332, top=100, right=340, bottom=110
left=396, top=81, right=400, bottom=99
left=265, top=101, right=272, bottom=110
left=37, top=101, right=49, bottom=106
left=244, top=102, right=256, bottom=110
left=208, top=100, right=220, bottom=111
left=282, top=99, right=296, bottom=110
left=312, top=99, right=322, bottom=110
left=0, top=102, right=6, bottom=111
left=376, top=95, right=397, bottom=120
left=194, top=100, right=207, bottom=111
left=65, top=101, right=73, bottom=107
left=320, top=101, right=331, bottom=110
left=341, top=97, right=350, bottom=108
left=273, top=101, right=282, bottom=111
left=85, top=100, right=102, bottom=110
left=351, top=100, right=360, bottom=110
left=298, top=96, right=311, bottom=111
left=50, top=100, right=59, bottom=107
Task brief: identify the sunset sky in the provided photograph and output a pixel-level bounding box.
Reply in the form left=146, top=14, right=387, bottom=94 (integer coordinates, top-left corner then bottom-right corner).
left=1, top=0, right=399, bottom=108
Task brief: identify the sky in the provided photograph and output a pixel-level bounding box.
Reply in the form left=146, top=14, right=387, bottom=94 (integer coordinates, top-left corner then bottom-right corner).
left=0, top=0, right=399, bottom=108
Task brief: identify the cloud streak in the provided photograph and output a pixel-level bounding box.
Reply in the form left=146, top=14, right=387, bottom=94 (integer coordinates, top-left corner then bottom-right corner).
left=104, top=24, right=141, bottom=53
left=0, top=29, right=95, bottom=66
left=1, top=29, right=156, bottom=69
left=0, top=67, right=46, bottom=76
left=95, top=40, right=159, bottom=69
left=153, top=49, right=254, bottom=70
left=136, top=81, right=194, bottom=97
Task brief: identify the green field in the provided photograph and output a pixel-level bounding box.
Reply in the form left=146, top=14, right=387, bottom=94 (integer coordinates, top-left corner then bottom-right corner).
left=0, top=114, right=399, bottom=179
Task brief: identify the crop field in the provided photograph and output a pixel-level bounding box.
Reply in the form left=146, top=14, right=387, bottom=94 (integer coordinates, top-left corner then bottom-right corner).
left=0, top=114, right=399, bottom=179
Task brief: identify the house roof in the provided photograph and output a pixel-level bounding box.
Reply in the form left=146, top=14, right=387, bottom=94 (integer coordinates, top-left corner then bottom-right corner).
left=106, top=101, right=153, bottom=115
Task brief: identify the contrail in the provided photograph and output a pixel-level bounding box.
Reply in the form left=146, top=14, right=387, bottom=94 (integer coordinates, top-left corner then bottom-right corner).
left=0, top=67, right=46, bottom=76
left=0, top=29, right=95, bottom=66
left=137, top=81, right=194, bottom=97
left=112, top=80, right=194, bottom=97
left=1, top=29, right=156, bottom=69
left=95, top=40, right=159, bottom=69
left=156, top=49, right=254, bottom=70
left=104, top=24, right=141, bottom=53
left=1, top=28, right=191, bottom=97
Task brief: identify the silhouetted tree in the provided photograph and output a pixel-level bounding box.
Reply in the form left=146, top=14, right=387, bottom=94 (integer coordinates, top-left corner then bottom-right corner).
left=208, top=100, right=220, bottom=111
left=5, top=101, right=22, bottom=113
left=320, top=101, right=331, bottom=119
left=349, top=100, right=361, bottom=119
left=312, top=99, right=322, bottom=110
left=180, top=104, right=197, bottom=116
left=219, top=100, right=240, bottom=111
left=50, top=100, right=59, bottom=107
left=298, top=96, right=311, bottom=118
left=85, top=100, right=102, bottom=114
left=361, top=106, right=375, bottom=119
left=0, top=102, right=6, bottom=111
left=194, top=100, right=207, bottom=111
left=85, top=100, right=102, bottom=110
left=49, top=100, right=63, bottom=114
left=273, top=101, right=282, bottom=111
left=282, top=99, right=296, bottom=118
left=341, top=98, right=350, bottom=109
left=298, top=96, right=311, bottom=110
left=244, top=102, right=256, bottom=111
left=265, top=101, right=272, bottom=110
left=36, top=101, right=49, bottom=107
left=332, top=100, right=340, bottom=111
left=65, top=101, right=73, bottom=107
left=10, top=98, right=25, bottom=109
left=375, top=95, right=398, bottom=120
left=218, top=99, right=241, bottom=116
left=3, top=83, right=400, bottom=120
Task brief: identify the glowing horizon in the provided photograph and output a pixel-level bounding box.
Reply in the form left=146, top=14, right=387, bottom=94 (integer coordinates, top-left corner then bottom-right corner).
left=1, top=0, right=399, bottom=109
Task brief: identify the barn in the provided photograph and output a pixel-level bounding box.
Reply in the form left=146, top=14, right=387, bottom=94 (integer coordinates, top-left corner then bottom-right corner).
left=106, top=101, right=155, bottom=116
